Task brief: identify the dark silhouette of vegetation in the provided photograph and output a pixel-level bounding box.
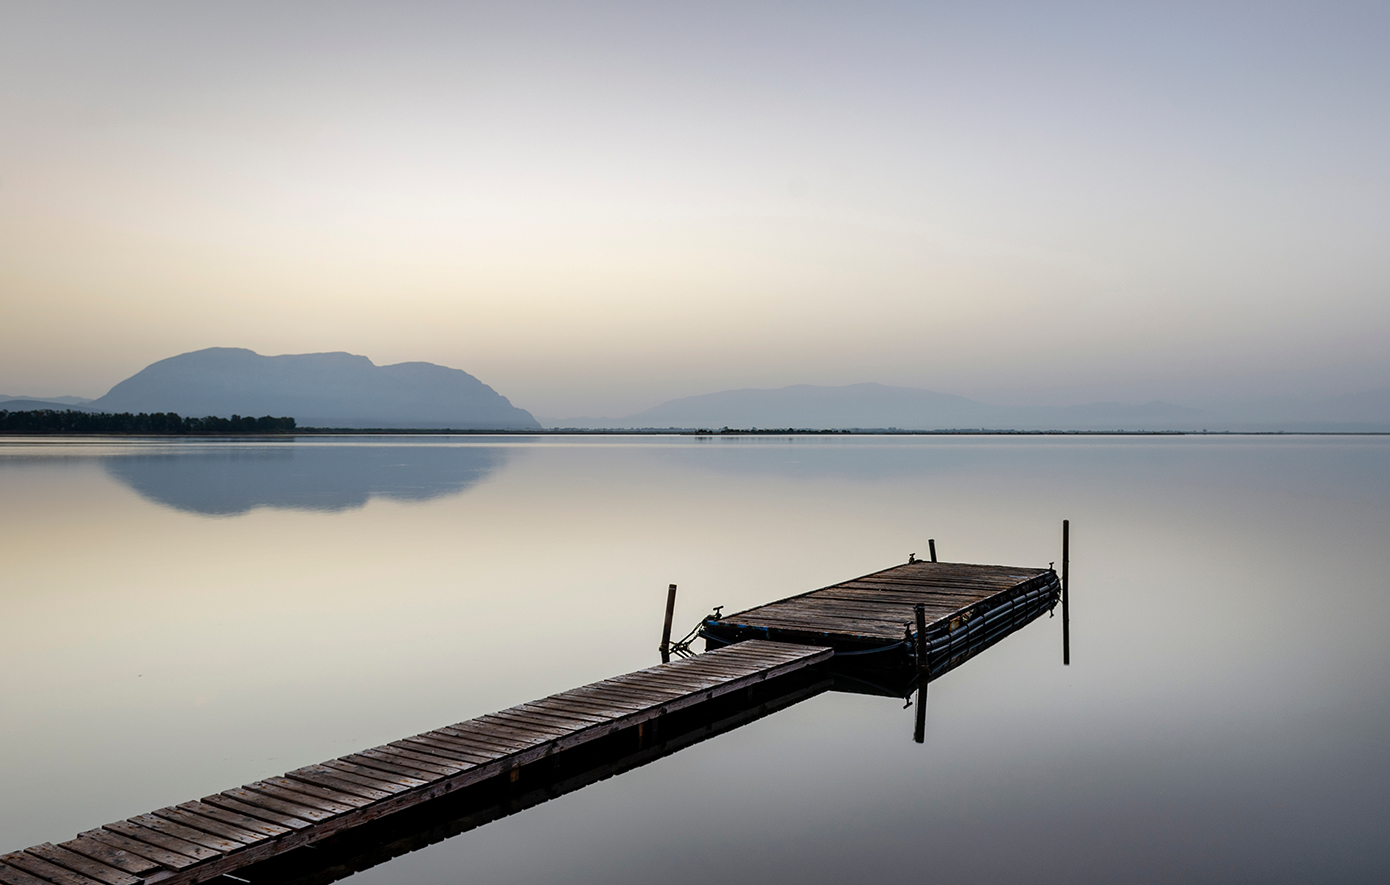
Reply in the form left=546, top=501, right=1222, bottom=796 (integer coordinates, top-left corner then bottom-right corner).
left=0, top=409, right=295, bottom=434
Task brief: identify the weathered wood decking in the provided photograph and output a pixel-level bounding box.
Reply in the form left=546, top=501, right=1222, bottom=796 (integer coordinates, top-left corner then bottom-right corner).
left=231, top=670, right=835, bottom=885
left=701, top=561, right=1060, bottom=666
left=0, top=641, right=830, bottom=885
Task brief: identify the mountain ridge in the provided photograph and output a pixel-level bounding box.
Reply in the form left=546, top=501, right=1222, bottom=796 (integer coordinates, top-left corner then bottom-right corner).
left=86, top=347, right=540, bottom=429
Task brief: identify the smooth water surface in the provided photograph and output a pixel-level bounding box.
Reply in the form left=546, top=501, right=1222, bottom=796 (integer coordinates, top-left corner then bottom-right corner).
left=2, top=435, right=1388, bottom=883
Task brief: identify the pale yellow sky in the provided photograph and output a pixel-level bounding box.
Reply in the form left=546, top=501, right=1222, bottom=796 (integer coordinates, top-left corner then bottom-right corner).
left=2, top=2, right=1387, bottom=416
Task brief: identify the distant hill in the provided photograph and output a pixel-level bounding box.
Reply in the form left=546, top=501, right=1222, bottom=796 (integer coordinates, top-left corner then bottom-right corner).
left=545, top=383, right=1204, bottom=430
left=0, top=395, right=93, bottom=409
left=87, top=348, right=540, bottom=429
left=0, top=399, right=94, bottom=411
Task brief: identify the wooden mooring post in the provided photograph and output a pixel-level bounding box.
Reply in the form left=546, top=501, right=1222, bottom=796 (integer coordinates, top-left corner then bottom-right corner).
left=1062, top=520, right=1070, bottom=666
left=928, top=539, right=937, bottom=562
left=660, top=583, right=678, bottom=663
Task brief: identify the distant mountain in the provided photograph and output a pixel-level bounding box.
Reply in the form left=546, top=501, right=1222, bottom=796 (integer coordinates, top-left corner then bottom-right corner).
left=87, top=348, right=540, bottom=429
left=544, top=383, right=1203, bottom=430
left=0, top=395, right=93, bottom=408
left=0, top=399, right=94, bottom=411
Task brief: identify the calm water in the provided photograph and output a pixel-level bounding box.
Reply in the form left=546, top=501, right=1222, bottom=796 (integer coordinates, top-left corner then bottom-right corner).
left=2, top=435, right=1388, bottom=883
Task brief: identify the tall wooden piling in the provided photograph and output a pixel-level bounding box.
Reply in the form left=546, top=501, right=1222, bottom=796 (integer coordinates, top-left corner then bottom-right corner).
left=928, top=539, right=937, bottom=562
left=660, top=583, right=678, bottom=663
left=1062, top=520, right=1070, bottom=666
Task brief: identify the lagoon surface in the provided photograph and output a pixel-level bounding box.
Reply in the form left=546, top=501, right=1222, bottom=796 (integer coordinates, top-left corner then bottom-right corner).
left=2, top=435, right=1388, bottom=883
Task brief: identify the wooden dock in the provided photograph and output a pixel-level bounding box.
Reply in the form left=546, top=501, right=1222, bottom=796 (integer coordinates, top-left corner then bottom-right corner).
left=701, top=560, right=1060, bottom=670
left=228, top=669, right=834, bottom=885
left=0, top=641, right=830, bottom=885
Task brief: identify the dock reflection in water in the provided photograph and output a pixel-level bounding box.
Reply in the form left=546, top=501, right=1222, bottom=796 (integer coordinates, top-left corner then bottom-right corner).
left=101, top=440, right=511, bottom=515
left=233, top=602, right=1053, bottom=885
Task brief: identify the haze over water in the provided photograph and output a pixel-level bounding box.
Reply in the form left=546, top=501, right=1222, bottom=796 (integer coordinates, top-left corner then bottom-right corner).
left=3, top=434, right=1388, bottom=882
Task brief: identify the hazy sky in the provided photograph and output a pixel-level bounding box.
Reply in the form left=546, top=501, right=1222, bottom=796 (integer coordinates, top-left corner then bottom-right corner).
left=2, top=1, right=1387, bottom=416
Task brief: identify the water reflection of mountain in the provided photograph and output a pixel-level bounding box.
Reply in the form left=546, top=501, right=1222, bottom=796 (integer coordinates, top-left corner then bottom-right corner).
left=103, top=443, right=509, bottom=515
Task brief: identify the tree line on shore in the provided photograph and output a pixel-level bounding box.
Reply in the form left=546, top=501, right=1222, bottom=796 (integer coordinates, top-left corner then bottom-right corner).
left=0, top=409, right=296, bottom=434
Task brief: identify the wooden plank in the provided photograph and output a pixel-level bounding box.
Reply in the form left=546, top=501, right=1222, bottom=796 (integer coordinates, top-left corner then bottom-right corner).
left=77, top=830, right=198, bottom=871
left=205, top=789, right=329, bottom=825
left=284, top=767, right=397, bottom=802
left=3, top=852, right=109, bottom=885
left=601, top=668, right=713, bottom=690
left=602, top=675, right=733, bottom=699
left=713, top=613, right=903, bottom=638
left=722, top=606, right=919, bottom=629
left=529, top=695, right=646, bottom=719
left=52, top=839, right=157, bottom=877
left=257, top=776, right=372, bottom=809
left=515, top=702, right=610, bottom=725
left=758, top=594, right=962, bottom=615
left=669, top=657, right=788, bottom=678
left=403, top=735, right=510, bottom=768
left=393, top=734, right=496, bottom=762
left=127, top=814, right=243, bottom=853
left=562, top=682, right=683, bottom=706
left=242, top=782, right=355, bottom=816
left=805, top=585, right=949, bottom=600
left=705, top=640, right=816, bottom=659
left=603, top=670, right=726, bottom=693
left=497, top=705, right=600, bottom=730
left=0, top=862, right=56, bottom=885
left=456, top=718, right=566, bottom=749
left=830, top=582, right=1001, bottom=597
left=336, top=754, right=440, bottom=785
left=98, top=822, right=220, bottom=863
left=394, top=734, right=498, bottom=764
left=386, top=738, right=489, bottom=770
left=665, top=654, right=769, bottom=674
left=320, top=760, right=428, bottom=790
left=355, top=747, right=463, bottom=777
left=300, top=764, right=410, bottom=796
left=435, top=722, right=536, bottom=752
left=709, top=615, right=895, bottom=637
left=253, top=778, right=367, bottom=812
left=458, top=718, right=569, bottom=750
left=427, top=727, right=530, bottom=756
left=175, top=802, right=291, bottom=838
left=147, top=808, right=267, bottom=847
left=23, top=845, right=141, bottom=885
left=478, top=711, right=574, bottom=738
left=595, top=670, right=696, bottom=691
left=543, top=690, right=654, bottom=716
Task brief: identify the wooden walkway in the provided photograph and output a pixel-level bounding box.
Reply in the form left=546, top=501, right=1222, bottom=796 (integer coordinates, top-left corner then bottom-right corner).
left=0, top=641, right=830, bottom=885
left=231, top=670, right=835, bottom=885
left=702, top=561, right=1060, bottom=666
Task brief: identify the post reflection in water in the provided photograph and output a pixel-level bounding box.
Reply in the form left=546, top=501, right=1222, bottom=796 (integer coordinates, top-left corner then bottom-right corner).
left=100, top=440, right=512, bottom=515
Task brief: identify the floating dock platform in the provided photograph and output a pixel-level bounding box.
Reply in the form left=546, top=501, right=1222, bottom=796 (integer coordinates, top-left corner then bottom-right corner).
left=701, top=560, right=1060, bottom=672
